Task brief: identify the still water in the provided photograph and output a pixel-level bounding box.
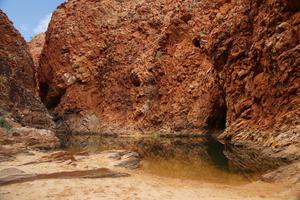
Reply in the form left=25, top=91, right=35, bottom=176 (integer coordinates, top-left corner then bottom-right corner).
left=67, top=134, right=254, bottom=185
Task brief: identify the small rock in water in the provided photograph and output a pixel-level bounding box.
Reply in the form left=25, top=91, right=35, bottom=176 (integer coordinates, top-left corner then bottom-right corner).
left=99, top=150, right=141, bottom=169
left=113, top=151, right=141, bottom=169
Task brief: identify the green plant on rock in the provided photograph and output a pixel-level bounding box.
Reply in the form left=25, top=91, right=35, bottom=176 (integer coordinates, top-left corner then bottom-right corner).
left=0, top=117, right=11, bottom=130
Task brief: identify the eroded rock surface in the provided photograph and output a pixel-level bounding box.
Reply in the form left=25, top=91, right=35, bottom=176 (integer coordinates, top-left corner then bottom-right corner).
left=0, top=11, right=54, bottom=129
left=28, top=33, right=45, bottom=68
left=0, top=11, right=59, bottom=163
left=39, top=0, right=226, bottom=134
left=0, top=150, right=139, bottom=186
left=0, top=167, right=129, bottom=186
left=7, top=127, right=59, bottom=149
left=212, top=0, right=300, bottom=172
left=28, top=33, right=46, bottom=94
left=38, top=0, right=300, bottom=171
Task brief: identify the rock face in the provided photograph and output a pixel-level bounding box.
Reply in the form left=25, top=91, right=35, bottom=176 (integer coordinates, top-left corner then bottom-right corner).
left=28, top=33, right=45, bottom=68
left=0, top=11, right=53, bottom=129
left=0, top=11, right=59, bottom=162
left=28, top=33, right=45, bottom=95
left=210, top=0, right=300, bottom=172
left=39, top=0, right=299, bottom=171
left=40, top=0, right=226, bottom=133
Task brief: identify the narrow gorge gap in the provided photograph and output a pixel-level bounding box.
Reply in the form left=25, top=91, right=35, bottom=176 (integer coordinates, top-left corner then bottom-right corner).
left=39, top=82, right=49, bottom=104
left=203, top=100, right=229, bottom=170
left=46, top=93, right=64, bottom=109
left=192, top=37, right=201, bottom=48
left=39, top=82, right=65, bottom=109
left=205, top=104, right=227, bottom=130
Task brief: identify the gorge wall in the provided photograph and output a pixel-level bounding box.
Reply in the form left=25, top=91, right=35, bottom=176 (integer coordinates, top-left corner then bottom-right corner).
left=0, top=11, right=54, bottom=129
left=28, top=33, right=45, bottom=68
left=39, top=0, right=231, bottom=133
left=35, top=0, right=299, bottom=171
left=28, top=33, right=46, bottom=95
left=0, top=11, right=60, bottom=157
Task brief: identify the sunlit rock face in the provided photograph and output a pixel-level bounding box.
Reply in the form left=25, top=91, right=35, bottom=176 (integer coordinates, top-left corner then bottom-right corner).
left=39, top=0, right=299, bottom=171
left=28, top=33, right=45, bottom=69
left=28, top=32, right=46, bottom=94
left=39, top=0, right=227, bottom=133
left=0, top=10, right=54, bottom=129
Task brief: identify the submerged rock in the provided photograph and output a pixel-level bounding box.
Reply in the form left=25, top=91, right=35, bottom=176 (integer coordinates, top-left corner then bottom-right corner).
left=102, top=150, right=141, bottom=169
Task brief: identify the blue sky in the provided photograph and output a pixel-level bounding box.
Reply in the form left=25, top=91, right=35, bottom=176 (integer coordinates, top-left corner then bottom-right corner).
left=0, top=0, right=65, bottom=41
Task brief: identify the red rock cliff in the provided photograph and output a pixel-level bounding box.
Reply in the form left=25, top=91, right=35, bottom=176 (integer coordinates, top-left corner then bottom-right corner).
left=28, top=33, right=46, bottom=96
left=206, top=0, right=300, bottom=171
left=40, top=0, right=226, bottom=133
left=0, top=10, right=54, bottom=129
left=28, top=32, right=45, bottom=70
left=39, top=0, right=299, bottom=170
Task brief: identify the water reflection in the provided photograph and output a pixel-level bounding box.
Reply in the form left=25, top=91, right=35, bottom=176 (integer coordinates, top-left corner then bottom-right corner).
left=142, top=156, right=249, bottom=185
left=67, top=134, right=254, bottom=185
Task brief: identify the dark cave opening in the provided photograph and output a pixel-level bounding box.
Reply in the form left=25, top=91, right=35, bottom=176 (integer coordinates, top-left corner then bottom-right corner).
left=39, top=82, right=49, bottom=104
left=218, top=51, right=229, bottom=69
left=180, top=14, right=192, bottom=23
left=46, top=93, right=64, bottom=109
left=288, top=0, right=300, bottom=12
left=130, top=72, right=141, bottom=87
left=192, top=37, right=201, bottom=48
left=203, top=100, right=229, bottom=170
left=39, top=82, right=65, bottom=109
left=205, top=104, right=227, bottom=130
